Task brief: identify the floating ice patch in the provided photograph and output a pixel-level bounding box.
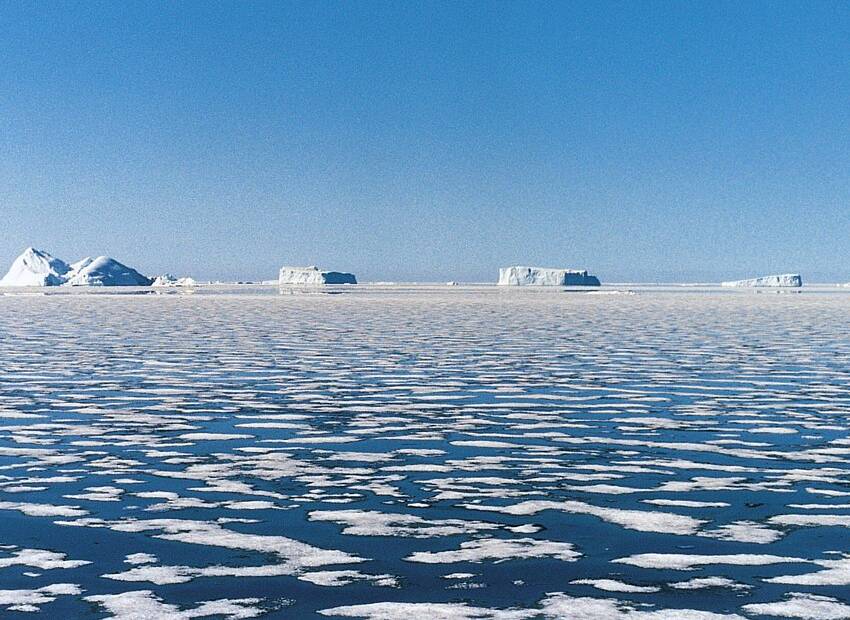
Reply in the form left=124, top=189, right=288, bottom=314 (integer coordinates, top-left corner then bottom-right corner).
left=84, top=590, right=267, bottom=619
left=614, top=553, right=810, bottom=570
left=570, top=579, right=660, bottom=593
left=405, top=537, right=580, bottom=564
left=0, top=547, right=90, bottom=570
left=461, top=501, right=704, bottom=535
left=0, top=583, right=81, bottom=613
left=742, top=592, right=850, bottom=619
left=308, top=509, right=500, bottom=537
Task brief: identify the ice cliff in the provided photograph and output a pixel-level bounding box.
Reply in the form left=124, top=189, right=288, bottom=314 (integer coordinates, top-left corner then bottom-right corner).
left=498, top=266, right=601, bottom=286
left=279, top=266, right=357, bottom=285
left=721, top=274, right=802, bottom=288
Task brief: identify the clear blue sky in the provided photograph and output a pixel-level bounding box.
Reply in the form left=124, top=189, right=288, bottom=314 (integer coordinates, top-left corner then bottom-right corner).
left=2, top=1, right=849, bottom=282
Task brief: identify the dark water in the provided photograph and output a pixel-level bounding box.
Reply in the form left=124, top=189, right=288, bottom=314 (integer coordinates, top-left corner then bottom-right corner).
left=0, top=286, right=849, bottom=619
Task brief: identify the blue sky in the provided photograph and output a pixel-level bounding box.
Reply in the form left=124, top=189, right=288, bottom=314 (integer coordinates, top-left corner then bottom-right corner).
left=2, top=1, right=849, bottom=282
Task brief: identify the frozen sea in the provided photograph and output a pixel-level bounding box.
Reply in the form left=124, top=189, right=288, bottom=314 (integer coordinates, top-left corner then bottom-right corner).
left=2, top=284, right=850, bottom=619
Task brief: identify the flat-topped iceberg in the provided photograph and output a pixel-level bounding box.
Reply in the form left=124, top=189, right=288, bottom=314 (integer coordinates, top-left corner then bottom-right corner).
left=151, top=274, right=197, bottom=287
left=721, top=274, right=802, bottom=288
left=279, top=266, right=357, bottom=285
left=0, top=248, right=70, bottom=286
left=498, top=266, right=601, bottom=286
left=0, top=248, right=152, bottom=287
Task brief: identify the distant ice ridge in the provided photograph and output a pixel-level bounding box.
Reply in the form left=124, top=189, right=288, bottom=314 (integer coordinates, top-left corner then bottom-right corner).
left=0, top=248, right=152, bottom=287
left=498, top=266, right=601, bottom=286
left=721, top=274, right=802, bottom=288
left=151, top=274, right=197, bottom=287
left=279, top=266, right=357, bottom=285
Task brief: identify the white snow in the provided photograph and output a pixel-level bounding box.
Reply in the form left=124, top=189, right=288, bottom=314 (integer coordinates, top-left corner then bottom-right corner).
left=279, top=266, right=357, bottom=285
left=721, top=274, right=802, bottom=288
left=497, top=266, right=600, bottom=286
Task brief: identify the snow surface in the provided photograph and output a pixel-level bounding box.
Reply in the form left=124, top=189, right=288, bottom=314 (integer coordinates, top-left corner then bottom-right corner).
left=497, top=266, right=601, bottom=286
left=0, top=248, right=152, bottom=287
left=721, top=273, right=802, bottom=287
left=279, top=266, right=357, bottom=285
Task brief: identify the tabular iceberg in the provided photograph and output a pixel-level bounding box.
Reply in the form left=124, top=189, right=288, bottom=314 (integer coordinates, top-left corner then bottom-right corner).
left=279, top=266, right=357, bottom=285
left=0, top=248, right=70, bottom=286
left=721, top=274, right=802, bottom=288
left=498, top=266, right=601, bottom=286
left=0, top=249, right=152, bottom=287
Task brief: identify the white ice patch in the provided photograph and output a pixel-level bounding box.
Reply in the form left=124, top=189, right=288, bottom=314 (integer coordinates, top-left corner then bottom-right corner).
left=461, top=501, right=704, bottom=535
left=700, top=521, right=783, bottom=544
left=308, top=509, right=500, bottom=537
left=298, top=570, right=397, bottom=587
left=571, top=579, right=659, bottom=593
left=0, top=583, right=81, bottom=613
left=405, top=537, right=580, bottom=564
left=669, top=577, right=750, bottom=590
left=85, top=590, right=266, bottom=619
left=614, top=553, right=809, bottom=570
left=742, top=592, right=850, bottom=619
left=0, top=547, right=90, bottom=570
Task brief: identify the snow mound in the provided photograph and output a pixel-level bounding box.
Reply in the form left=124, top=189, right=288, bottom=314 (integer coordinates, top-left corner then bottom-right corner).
left=498, top=266, right=601, bottom=286
left=721, top=274, right=802, bottom=288
left=151, top=274, right=197, bottom=287
left=279, top=266, right=357, bottom=285
left=0, top=248, right=70, bottom=286
left=0, top=249, right=151, bottom=287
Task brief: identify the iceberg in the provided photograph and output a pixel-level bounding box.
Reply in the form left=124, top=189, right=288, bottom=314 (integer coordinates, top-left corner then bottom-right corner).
left=0, top=248, right=70, bottom=286
left=64, top=256, right=152, bottom=286
left=497, top=266, right=601, bottom=286
left=279, top=266, right=357, bottom=285
left=721, top=274, right=802, bottom=288
left=0, top=249, right=152, bottom=287
left=151, top=274, right=197, bottom=287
